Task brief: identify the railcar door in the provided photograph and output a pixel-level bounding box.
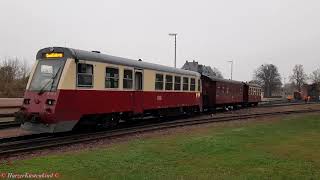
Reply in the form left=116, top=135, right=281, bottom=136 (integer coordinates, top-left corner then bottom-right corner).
left=133, top=70, right=144, bottom=114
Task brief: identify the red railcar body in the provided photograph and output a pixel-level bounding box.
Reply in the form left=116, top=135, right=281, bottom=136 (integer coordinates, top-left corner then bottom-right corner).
left=19, top=47, right=262, bottom=133
left=21, top=90, right=201, bottom=131
left=19, top=47, right=201, bottom=133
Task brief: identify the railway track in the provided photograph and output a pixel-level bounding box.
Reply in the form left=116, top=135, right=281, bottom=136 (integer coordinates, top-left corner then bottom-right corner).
left=258, top=101, right=318, bottom=108
left=0, top=108, right=319, bottom=157
left=0, top=101, right=316, bottom=129
left=0, top=121, right=21, bottom=129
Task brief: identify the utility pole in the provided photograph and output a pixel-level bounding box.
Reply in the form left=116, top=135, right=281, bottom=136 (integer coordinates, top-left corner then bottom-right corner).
left=169, top=33, right=177, bottom=68
left=227, top=60, right=233, bottom=80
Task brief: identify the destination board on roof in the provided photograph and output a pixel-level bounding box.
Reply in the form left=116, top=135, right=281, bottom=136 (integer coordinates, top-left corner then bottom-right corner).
left=45, top=53, right=64, bottom=58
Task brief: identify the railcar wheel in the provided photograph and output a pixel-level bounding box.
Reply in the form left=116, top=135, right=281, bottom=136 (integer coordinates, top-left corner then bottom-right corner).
left=99, top=115, right=119, bottom=129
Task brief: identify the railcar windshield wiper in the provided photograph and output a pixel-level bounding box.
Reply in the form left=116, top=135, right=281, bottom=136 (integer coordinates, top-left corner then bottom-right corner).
left=38, top=66, right=61, bottom=95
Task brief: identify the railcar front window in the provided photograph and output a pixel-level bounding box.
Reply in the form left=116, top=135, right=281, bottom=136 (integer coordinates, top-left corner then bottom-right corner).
left=29, top=59, right=65, bottom=92
left=77, top=63, right=93, bottom=87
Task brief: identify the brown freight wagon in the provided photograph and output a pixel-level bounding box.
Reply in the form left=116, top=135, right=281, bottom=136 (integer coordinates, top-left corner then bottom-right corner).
left=201, top=75, right=244, bottom=111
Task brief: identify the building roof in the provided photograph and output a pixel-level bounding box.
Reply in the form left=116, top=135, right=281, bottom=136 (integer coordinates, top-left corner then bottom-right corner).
left=36, top=47, right=200, bottom=77
left=182, top=60, right=223, bottom=78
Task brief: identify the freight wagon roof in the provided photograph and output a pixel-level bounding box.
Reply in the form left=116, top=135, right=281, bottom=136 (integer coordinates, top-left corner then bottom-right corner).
left=204, top=75, right=244, bottom=85
left=245, top=83, right=261, bottom=88
left=37, top=47, right=200, bottom=77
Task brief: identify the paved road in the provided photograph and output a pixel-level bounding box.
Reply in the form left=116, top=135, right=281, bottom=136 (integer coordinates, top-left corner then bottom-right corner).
left=0, top=98, right=23, bottom=107
left=0, top=98, right=23, bottom=122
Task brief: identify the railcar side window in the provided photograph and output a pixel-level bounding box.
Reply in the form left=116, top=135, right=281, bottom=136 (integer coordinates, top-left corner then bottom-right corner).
left=198, top=79, right=201, bottom=91
left=183, top=77, right=189, bottom=91
left=165, top=75, right=173, bottom=90
left=155, top=74, right=164, bottom=90
left=77, top=63, right=93, bottom=87
left=105, top=67, right=119, bottom=88
left=190, top=78, right=196, bottom=91
left=123, top=69, right=133, bottom=89
left=174, top=76, right=181, bottom=90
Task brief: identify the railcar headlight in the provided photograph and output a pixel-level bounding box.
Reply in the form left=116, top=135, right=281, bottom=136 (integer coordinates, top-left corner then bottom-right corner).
left=46, top=99, right=55, bottom=105
left=23, top=99, right=30, bottom=105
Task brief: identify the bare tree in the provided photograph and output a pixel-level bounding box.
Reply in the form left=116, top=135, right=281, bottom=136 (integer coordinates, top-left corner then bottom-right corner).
left=0, top=57, right=30, bottom=97
left=283, top=82, right=296, bottom=96
left=211, top=67, right=223, bottom=79
left=310, top=68, right=320, bottom=84
left=254, top=64, right=282, bottom=97
left=290, top=64, right=307, bottom=92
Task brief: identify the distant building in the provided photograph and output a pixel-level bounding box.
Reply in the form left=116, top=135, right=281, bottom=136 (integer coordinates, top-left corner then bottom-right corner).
left=182, top=60, right=223, bottom=78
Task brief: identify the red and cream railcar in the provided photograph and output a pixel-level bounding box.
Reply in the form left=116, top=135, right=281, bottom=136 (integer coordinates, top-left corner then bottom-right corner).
left=19, top=47, right=201, bottom=133
left=201, top=75, right=244, bottom=111
left=243, top=83, right=262, bottom=106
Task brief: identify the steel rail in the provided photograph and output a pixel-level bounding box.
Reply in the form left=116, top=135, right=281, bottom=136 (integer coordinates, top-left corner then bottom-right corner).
left=257, top=102, right=319, bottom=108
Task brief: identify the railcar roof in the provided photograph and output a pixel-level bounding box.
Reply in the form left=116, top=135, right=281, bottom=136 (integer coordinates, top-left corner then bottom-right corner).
left=37, top=47, right=200, bottom=77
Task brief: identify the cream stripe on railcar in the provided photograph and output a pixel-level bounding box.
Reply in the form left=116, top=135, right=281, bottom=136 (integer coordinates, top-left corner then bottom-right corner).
left=93, top=61, right=134, bottom=90
left=59, top=59, right=201, bottom=93
left=94, top=62, right=104, bottom=90
left=58, top=58, right=76, bottom=90
left=147, top=70, right=200, bottom=93
left=26, top=61, right=39, bottom=90
left=60, top=60, right=137, bottom=91
left=143, top=69, right=155, bottom=91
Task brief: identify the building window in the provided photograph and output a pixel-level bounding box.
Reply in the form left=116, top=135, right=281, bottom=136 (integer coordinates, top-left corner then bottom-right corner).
left=190, top=78, right=196, bottom=91
left=77, top=63, right=93, bottom=87
left=155, top=74, right=163, bottom=90
left=174, top=76, right=181, bottom=90
left=165, top=75, right=173, bottom=90
left=198, top=79, right=201, bottom=91
left=105, top=67, right=119, bottom=88
left=183, top=77, right=189, bottom=91
left=123, top=69, right=133, bottom=89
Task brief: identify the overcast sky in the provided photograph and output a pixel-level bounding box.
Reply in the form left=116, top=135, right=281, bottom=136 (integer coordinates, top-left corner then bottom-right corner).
left=0, top=0, right=319, bottom=82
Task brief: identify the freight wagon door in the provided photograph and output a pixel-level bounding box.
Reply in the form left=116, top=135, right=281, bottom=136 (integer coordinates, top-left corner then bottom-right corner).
left=133, top=70, right=144, bottom=114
